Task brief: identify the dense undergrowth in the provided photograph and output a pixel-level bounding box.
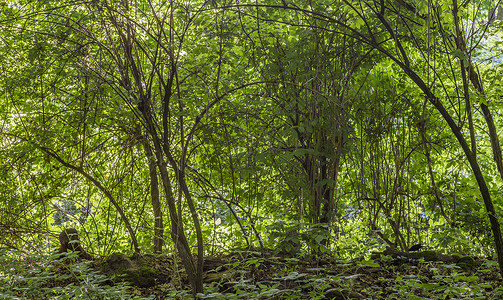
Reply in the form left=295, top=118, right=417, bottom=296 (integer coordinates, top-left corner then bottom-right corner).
left=1, top=247, right=502, bottom=299
left=2, top=1, right=503, bottom=299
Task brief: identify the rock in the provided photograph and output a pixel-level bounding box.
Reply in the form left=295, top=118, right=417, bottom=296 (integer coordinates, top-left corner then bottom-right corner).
left=58, top=228, right=92, bottom=260
left=101, top=253, right=158, bottom=288
left=105, top=253, right=133, bottom=271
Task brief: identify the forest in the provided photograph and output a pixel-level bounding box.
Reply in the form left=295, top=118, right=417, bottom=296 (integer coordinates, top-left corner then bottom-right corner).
left=1, top=0, right=503, bottom=299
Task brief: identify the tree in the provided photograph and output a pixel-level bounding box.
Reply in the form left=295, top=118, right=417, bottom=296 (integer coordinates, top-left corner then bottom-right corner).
left=2, top=0, right=503, bottom=295
left=265, top=0, right=503, bottom=274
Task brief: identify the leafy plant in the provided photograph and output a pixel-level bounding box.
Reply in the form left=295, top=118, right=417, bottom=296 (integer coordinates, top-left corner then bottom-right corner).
left=0, top=250, right=152, bottom=300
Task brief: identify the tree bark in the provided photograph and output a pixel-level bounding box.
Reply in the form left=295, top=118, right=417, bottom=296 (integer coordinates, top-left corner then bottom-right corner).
left=142, top=137, right=164, bottom=253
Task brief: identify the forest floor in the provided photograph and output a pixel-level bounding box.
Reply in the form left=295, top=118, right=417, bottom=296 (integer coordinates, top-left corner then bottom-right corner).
left=99, top=248, right=503, bottom=299
left=3, top=247, right=502, bottom=299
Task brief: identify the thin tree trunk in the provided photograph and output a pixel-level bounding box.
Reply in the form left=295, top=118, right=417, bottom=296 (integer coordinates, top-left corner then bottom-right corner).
left=142, top=137, right=163, bottom=253
left=364, top=6, right=503, bottom=277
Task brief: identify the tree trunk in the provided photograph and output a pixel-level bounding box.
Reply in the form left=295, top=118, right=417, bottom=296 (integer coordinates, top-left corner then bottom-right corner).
left=142, top=137, right=163, bottom=253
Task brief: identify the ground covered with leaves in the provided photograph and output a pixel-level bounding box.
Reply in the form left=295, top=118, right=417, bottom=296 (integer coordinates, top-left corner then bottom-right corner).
left=134, top=249, right=503, bottom=299
left=0, top=247, right=503, bottom=299
left=1, top=248, right=502, bottom=299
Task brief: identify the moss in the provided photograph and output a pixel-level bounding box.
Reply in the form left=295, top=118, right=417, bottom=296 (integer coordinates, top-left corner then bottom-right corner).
left=105, top=253, right=133, bottom=272
left=98, top=253, right=161, bottom=288
left=121, top=265, right=157, bottom=288
left=456, top=256, right=476, bottom=271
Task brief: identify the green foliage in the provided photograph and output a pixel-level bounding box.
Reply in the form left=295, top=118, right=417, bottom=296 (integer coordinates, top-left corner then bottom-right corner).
left=266, top=221, right=333, bottom=256
left=1, top=0, right=503, bottom=296
left=392, top=267, right=488, bottom=299
left=53, top=200, right=92, bottom=226
left=0, top=250, right=152, bottom=299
